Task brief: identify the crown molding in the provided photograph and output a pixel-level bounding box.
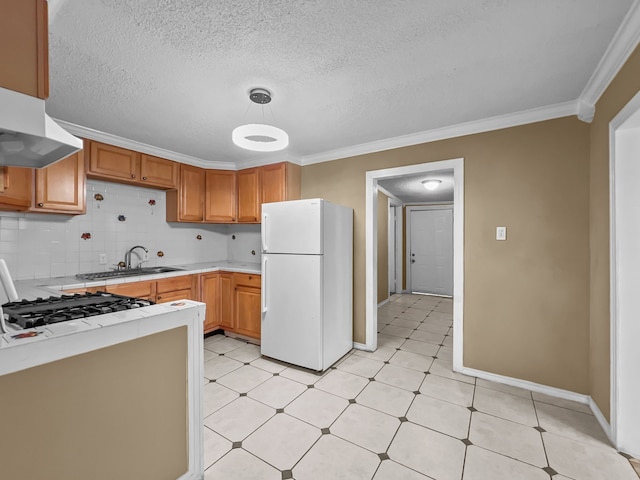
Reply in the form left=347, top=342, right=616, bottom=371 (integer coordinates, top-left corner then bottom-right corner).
left=300, top=100, right=578, bottom=166
left=55, top=119, right=237, bottom=170
left=578, top=0, right=640, bottom=121
left=234, top=155, right=303, bottom=170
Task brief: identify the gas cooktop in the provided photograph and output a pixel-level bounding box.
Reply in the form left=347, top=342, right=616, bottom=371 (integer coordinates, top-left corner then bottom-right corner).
left=2, top=292, right=155, bottom=330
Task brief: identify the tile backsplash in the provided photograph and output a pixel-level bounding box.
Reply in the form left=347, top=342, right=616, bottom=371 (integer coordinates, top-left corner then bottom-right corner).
left=0, top=180, right=261, bottom=281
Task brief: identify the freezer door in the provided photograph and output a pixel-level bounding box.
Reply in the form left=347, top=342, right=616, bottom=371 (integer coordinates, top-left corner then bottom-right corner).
left=261, top=253, right=323, bottom=371
left=262, top=199, right=323, bottom=254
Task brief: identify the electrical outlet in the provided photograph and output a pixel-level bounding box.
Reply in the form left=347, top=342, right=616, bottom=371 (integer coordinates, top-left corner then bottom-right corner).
left=142, top=251, right=150, bottom=261
left=99, top=253, right=108, bottom=265
left=496, top=226, right=507, bottom=241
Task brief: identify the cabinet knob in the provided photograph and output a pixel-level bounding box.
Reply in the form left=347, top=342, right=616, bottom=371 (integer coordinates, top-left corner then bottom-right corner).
left=130, top=174, right=136, bottom=179
left=37, top=203, right=44, bottom=207
left=157, top=296, right=162, bottom=300
left=142, top=176, right=147, bottom=180
left=248, top=276, right=252, bottom=280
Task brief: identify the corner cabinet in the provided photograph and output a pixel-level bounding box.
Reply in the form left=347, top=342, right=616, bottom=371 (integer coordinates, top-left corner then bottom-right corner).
left=0, top=0, right=48, bottom=99
left=237, top=168, right=261, bottom=223
left=32, top=150, right=86, bottom=214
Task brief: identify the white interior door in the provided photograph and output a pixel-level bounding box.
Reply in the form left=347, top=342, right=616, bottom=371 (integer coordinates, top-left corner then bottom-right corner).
left=409, top=208, right=453, bottom=296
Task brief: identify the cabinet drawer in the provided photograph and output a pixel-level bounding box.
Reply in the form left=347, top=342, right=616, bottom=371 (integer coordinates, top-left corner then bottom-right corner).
left=156, top=288, right=193, bottom=303
left=234, top=273, right=261, bottom=288
left=156, top=275, right=193, bottom=294
left=106, top=281, right=155, bottom=300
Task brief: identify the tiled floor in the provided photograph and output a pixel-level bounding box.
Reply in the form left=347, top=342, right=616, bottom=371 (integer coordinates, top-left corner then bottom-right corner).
left=201, top=293, right=640, bottom=479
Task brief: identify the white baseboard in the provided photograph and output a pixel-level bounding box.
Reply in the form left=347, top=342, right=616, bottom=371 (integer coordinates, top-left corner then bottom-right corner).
left=177, top=471, right=203, bottom=480
left=589, top=397, right=613, bottom=443
left=377, top=298, right=390, bottom=307
left=460, top=366, right=591, bottom=405
left=353, top=342, right=369, bottom=351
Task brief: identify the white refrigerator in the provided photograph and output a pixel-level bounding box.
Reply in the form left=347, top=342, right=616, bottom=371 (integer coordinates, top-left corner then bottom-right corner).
left=261, top=198, right=353, bottom=371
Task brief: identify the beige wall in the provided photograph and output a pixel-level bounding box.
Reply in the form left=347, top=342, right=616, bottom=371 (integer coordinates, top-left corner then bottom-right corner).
left=302, top=116, right=591, bottom=393
left=0, top=327, right=189, bottom=480
left=377, top=191, right=389, bottom=303
left=589, top=45, right=640, bottom=419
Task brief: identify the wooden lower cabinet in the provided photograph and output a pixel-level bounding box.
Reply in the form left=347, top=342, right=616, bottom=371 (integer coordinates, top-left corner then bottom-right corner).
left=200, top=271, right=260, bottom=338
left=155, top=275, right=198, bottom=303
left=104, top=280, right=155, bottom=302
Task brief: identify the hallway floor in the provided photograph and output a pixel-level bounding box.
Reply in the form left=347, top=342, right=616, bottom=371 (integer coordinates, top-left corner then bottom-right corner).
left=201, top=294, right=639, bottom=479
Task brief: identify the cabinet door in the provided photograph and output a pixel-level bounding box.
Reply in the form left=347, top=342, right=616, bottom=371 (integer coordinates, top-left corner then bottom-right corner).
left=87, top=141, right=140, bottom=182
left=201, top=273, right=220, bottom=332
left=205, top=170, right=237, bottom=223
left=167, top=164, right=204, bottom=222
left=140, top=154, right=178, bottom=189
left=234, top=285, right=261, bottom=338
left=220, top=273, right=234, bottom=329
left=261, top=162, right=287, bottom=205
left=106, top=281, right=155, bottom=302
left=237, top=168, right=260, bottom=223
left=33, top=150, right=86, bottom=214
left=0, top=0, right=48, bottom=98
left=0, top=167, right=33, bottom=211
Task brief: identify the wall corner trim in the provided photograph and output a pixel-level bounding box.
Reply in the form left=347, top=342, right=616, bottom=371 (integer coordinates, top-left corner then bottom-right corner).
left=589, top=396, right=613, bottom=442
left=352, top=342, right=369, bottom=351
left=577, top=100, right=596, bottom=123
left=578, top=0, right=640, bottom=108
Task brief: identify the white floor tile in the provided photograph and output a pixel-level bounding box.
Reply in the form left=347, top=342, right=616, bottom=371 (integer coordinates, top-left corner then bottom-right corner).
left=463, top=445, right=549, bottom=480
left=407, top=393, right=471, bottom=439
left=532, top=391, right=593, bottom=415
left=353, top=346, right=397, bottom=362
left=390, top=318, right=421, bottom=329
left=400, top=339, right=439, bottom=357
left=377, top=333, right=406, bottom=349
left=247, top=375, right=307, bottom=408
left=286, top=388, right=349, bottom=428
left=373, top=460, right=431, bottom=480
left=204, top=336, right=247, bottom=354
left=293, top=435, right=380, bottom=480
left=380, top=325, right=414, bottom=339
left=203, top=382, right=239, bottom=417
left=203, top=355, right=243, bottom=380
left=204, top=396, right=275, bottom=442
left=315, top=369, right=370, bottom=399
left=420, top=373, right=475, bottom=407
left=224, top=344, right=261, bottom=363
left=409, top=330, right=445, bottom=345
left=337, top=354, right=385, bottom=378
left=388, top=422, right=465, bottom=480
left=204, top=448, right=280, bottom=480
left=216, top=365, right=272, bottom=393
left=244, top=414, right=321, bottom=470
left=203, top=427, right=232, bottom=469
left=375, top=364, right=426, bottom=391
left=331, top=404, right=401, bottom=453
left=475, top=378, right=531, bottom=399
left=469, top=412, right=547, bottom=467
left=356, top=381, right=416, bottom=417
left=474, top=386, right=538, bottom=426
left=279, top=366, right=325, bottom=385
left=397, top=310, right=429, bottom=322
left=535, top=402, right=610, bottom=447
left=416, top=322, right=450, bottom=335
left=250, top=357, right=288, bottom=374
left=389, top=350, right=434, bottom=372
left=544, top=432, right=639, bottom=480
left=429, top=358, right=475, bottom=384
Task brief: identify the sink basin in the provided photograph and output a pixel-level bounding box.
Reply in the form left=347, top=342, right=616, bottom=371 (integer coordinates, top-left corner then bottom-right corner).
left=76, top=266, right=184, bottom=281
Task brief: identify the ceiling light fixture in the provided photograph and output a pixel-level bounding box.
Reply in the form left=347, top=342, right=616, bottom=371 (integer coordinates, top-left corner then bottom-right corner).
left=232, top=88, right=289, bottom=152
left=422, top=179, right=441, bottom=191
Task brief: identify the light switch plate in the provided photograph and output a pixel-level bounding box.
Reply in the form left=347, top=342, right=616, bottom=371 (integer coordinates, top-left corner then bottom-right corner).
left=496, top=226, right=507, bottom=241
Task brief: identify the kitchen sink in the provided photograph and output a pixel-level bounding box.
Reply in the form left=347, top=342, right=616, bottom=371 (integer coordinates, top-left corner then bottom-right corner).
left=75, top=266, right=184, bottom=281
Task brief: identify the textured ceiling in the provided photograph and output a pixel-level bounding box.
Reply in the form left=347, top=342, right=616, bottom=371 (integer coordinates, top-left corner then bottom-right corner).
left=378, top=169, right=454, bottom=204
left=46, top=0, right=634, bottom=169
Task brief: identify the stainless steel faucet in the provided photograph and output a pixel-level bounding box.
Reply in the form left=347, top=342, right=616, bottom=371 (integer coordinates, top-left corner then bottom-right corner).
left=124, top=245, right=148, bottom=269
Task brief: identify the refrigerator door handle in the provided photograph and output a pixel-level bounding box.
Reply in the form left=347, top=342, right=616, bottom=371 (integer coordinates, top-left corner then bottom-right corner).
left=261, top=257, right=268, bottom=314
left=262, top=213, right=268, bottom=252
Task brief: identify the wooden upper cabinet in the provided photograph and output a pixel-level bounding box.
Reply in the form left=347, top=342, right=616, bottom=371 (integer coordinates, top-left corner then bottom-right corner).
left=237, top=168, right=261, bottom=223
left=205, top=170, right=237, bottom=223
left=166, top=164, right=205, bottom=222
left=140, top=154, right=178, bottom=189
left=87, top=141, right=140, bottom=182
left=0, top=0, right=48, bottom=98
left=261, top=162, right=301, bottom=206
left=32, top=150, right=86, bottom=214
left=0, top=167, right=33, bottom=211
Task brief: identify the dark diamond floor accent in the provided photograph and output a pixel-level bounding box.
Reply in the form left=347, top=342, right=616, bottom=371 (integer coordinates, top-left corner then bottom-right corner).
left=534, top=426, right=546, bottom=433
left=413, top=391, right=420, bottom=395
left=384, top=361, right=390, bottom=364
left=244, top=362, right=251, bottom=365
left=276, top=408, right=285, bottom=414
left=219, top=353, right=225, bottom=356
left=396, top=348, right=402, bottom=350
left=282, top=470, right=293, bottom=479
left=432, top=356, right=438, bottom=359
left=348, top=399, right=356, bottom=404
left=239, top=393, right=247, bottom=397
left=321, top=428, right=330, bottom=435
left=273, top=373, right=280, bottom=376
left=378, top=453, right=390, bottom=461
left=467, top=406, right=477, bottom=412
left=369, top=377, right=376, bottom=382
left=542, top=466, right=558, bottom=476
left=232, top=441, right=242, bottom=449
left=307, top=385, right=315, bottom=389
left=209, top=379, right=216, bottom=383
left=461, top=438, right=473, bottom=446
left=399, top=416, right=408, bottom=422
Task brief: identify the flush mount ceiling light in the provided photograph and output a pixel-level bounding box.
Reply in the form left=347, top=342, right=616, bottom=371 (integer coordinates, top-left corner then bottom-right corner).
left=422, top=179, right=441, bottom=190
left=232, top=88, right=289, bottom=152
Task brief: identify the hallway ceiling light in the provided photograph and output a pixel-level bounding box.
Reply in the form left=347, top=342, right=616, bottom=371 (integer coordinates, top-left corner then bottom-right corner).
left=422, top=179, right=441, bottom=190
left=232, top=88, right=289, bottom=152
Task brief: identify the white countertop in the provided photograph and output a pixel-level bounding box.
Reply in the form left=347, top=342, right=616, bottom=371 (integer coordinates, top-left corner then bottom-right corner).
left=12, top=260, right=261, bottom=300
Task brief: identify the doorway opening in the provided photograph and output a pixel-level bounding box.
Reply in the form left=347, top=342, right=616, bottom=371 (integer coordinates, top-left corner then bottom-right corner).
left=365, top=158, right=464, bottom=371
left=610, top=90, right=640, bottom=457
